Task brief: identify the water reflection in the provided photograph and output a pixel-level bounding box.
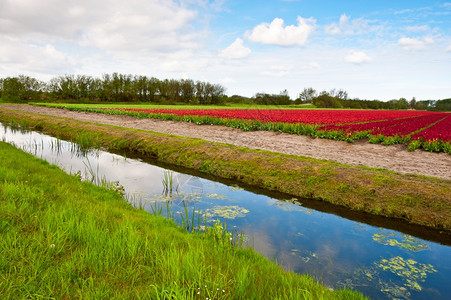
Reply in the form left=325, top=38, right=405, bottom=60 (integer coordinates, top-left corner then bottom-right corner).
left=1, top=123, right=451, bottom=300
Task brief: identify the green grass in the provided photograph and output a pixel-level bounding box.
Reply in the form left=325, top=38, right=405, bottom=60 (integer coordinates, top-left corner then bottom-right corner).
left=0, top=142, right=365, bottom=299
left=1, top=107, right=450, bottom=233
left=33, top=102, right=318, bottom=110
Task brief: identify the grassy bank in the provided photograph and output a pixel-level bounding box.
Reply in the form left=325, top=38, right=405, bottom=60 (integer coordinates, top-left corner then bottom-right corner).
left=1, top=107, right=450, bottom=233
left=0, top=142, right=364, bottom=299
left=34, top=102, right=318, bottom=110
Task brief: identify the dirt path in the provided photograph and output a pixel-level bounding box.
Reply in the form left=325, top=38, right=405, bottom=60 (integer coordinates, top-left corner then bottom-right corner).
left=3, top=104, right=451, bottom=180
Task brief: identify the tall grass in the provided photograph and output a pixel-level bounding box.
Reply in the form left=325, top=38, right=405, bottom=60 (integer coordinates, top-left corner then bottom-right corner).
left=162, top=170, right=177, bottom=195
left=0, top=141, right=366, bottom=299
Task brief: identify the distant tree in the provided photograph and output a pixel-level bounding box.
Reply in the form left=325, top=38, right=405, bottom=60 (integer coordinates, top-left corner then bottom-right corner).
left=297, top=87, right=317, bottom=103
left=180, top=79, right=195, bottom=103
left=336, top=89, right=348, bottom=100
left=2, top=75, right=43, bottom=102
left=434, top=98, right=451, bottom=111
left=253, top=91, right=291, bottom=105
left=195, top=81, right=206, bottom=104
left=397, top=97, right=409, bottom=109
left=409, top=97, right=417, bottom=109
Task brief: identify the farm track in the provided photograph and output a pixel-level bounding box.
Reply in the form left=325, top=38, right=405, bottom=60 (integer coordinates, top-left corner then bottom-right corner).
left=3, top=104, right=451, bottom=180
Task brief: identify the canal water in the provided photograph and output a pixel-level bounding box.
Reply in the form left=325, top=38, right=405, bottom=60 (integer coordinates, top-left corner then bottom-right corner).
left=1, top=123, right=450, bottom=300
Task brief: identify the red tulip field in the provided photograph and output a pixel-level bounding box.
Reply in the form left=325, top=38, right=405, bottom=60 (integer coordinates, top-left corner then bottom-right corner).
left=106, top=108, right=450, bottom=153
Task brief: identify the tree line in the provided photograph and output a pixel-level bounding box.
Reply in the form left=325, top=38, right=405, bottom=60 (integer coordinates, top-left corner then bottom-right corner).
left=294, top=87, right=450, bottom=111
left=0, top=74, right=226, bottom=104
left=0, top=74, right=449, bottom=111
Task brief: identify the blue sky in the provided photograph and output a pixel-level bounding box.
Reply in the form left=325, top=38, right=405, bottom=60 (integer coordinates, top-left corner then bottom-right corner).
left=1, top=0, right=450, bottom=100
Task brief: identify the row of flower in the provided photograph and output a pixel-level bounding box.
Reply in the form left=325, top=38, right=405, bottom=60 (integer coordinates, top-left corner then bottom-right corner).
left=36, top=104, right=450, bottom=154
left=105, top=108, right=450, bottom=153
left=118, top=108, right=430, bottom=125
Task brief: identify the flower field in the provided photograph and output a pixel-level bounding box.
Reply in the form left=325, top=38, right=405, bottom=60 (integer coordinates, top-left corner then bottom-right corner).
left=59, top=105, right=450, bottom=154
left=105, top=108, right=451, bottom=153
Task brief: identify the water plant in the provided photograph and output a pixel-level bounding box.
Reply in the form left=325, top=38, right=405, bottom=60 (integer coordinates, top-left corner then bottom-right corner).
left=162, top=170, right=178, bottom=195
left=372, top=231, right=429, bottom=252
left=375, top=256, right=437, bottom=292
left=203, top=205, right=250, bottom=220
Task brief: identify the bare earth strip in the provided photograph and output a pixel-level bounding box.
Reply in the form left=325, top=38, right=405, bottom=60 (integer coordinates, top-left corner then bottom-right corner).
left=3, top=104, right=451, bottom=180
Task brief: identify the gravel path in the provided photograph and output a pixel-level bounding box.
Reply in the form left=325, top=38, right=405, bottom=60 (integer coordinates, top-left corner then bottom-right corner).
left=3, top=104, right=451, bottom=180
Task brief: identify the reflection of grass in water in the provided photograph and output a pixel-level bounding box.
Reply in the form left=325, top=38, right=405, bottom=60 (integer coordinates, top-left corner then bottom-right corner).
left=162, top=170, right=178, bottom=195
left=372, top=231, right=429, bottom=252
left=273, top=198, right=313, bottom=214
left=227, top=185, right=245, bottom=192
left=204, top=205, right=250, bottom=219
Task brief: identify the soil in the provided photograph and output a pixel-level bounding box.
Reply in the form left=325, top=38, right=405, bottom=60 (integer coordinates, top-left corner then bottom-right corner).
left=3, top=104, right=451, bottom=180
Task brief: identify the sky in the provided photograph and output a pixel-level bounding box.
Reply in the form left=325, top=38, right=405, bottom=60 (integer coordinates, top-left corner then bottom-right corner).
left=1, top=0, right=450, bottom=101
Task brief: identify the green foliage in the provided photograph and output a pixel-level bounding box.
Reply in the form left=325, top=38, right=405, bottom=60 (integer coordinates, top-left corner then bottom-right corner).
left=253, top=91, right=292, bottom=105
left=409, top=139, right=451, bottom=154
left=0, top=75, right=44, bottom=102
left=0, top=73, right=226, bottom=105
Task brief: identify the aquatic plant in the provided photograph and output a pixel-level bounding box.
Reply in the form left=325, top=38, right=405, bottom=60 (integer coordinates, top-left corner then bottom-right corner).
left=205, top=193, right=227, bottom=200
left=372, top=231, right=429, bottom=252
left=375, top=256, right=437, bottom=292
left=203, top=205, right=250, bottom=220
left=162, top=170, right=178, bottom=195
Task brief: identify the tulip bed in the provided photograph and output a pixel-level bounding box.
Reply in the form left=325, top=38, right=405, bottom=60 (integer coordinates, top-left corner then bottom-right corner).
left=33, top=104, right=451, bottom=154
left=105, top=108, right=450, bottom=153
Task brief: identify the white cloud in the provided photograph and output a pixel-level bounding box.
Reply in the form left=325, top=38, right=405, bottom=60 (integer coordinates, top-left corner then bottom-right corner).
left=446, top=45, right=451, bottom=52
left=398, top=36, right=434, bottom=50
left=404, top=25, right=430, bottom=32
left=220, top=38, right=251, bottom=59
left=309, top=61, right=321, bottom=69
left=0, top=36, right=76, bottom=76
left=324, top=14, right=379, bottom=36
left=0, top=0, right=200, bottom=55
left=345, top=50, right=372, bottom=64
left=246, top=16, right=316, bottom=47
left=324, top=23, right=341, bottom=35
left=261, top=65, right=294, bottom=77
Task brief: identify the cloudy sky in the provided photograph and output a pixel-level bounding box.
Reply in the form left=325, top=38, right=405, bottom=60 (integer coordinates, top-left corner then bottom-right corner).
left=1, top=0, right=450, bottom=101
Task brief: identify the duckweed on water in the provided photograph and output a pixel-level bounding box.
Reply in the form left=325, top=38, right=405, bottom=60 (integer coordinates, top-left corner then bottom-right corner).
left=372, top=231, right=429, bottom=252
left=376, top=256, right=437, bottom=292
left=205, top=193, right=228, bottom=200
left=337, top=255, right=438, bottom=299
left=203, top=205, right=250, bottom=219
left=150, top=192, right=203, bottom=203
